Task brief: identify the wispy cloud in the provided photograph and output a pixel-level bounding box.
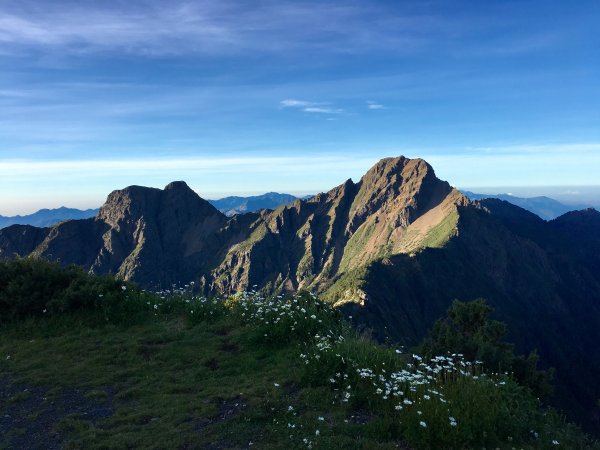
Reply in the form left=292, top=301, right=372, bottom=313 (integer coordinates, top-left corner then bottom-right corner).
left=0, top=154, right=376, bottom=177
left=0, top=2, right=236, bottom=55
left=280, top=99, right=313, bottom=108
left=367, top=101, right=385, bottom=110
left=280, top=99, right=344, bottom=114
left=2, top=142, right=600, bottom=215
left=0, top=1, right=439, bottom=57
left=2, top=1, right=565, bottom=60
left=303, top=106, right=344, bottom=114
left=0, top=89, right=33, bottom=98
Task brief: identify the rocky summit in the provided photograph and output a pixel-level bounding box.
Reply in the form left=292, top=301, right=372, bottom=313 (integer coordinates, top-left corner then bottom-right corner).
left=1, top=156, right=600, bottom=431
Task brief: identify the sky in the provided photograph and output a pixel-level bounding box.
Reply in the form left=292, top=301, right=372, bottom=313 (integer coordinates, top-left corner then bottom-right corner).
left=0, top=0, right=599, bottom=215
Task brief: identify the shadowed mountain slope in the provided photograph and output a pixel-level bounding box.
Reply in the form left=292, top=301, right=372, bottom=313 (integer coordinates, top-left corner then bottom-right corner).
left=0, top=225, right=50, bottom=259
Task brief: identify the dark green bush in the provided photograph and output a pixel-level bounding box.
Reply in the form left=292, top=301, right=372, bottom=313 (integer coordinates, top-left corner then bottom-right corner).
left=0, top=258, right=151, bottom=324
left=420, top=298, right=554, bottom=400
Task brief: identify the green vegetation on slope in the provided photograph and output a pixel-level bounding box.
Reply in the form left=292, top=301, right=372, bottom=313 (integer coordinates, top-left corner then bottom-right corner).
left=418, top=208, right=459, bottom=249
left=0, top=259, right=597, bottom=449
left=338, top=219, right=379, bottom=272
left=421, top=299, right=555, bottom=401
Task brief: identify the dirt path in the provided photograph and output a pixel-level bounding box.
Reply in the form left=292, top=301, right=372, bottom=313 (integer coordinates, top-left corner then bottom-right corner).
left=0, top=375, right=114, bottom=449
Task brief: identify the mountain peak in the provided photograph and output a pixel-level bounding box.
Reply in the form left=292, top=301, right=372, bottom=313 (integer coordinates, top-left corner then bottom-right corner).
left=164, top=180, right=192, bottom=191
left=350, top=156, right=454, bottom=224
left=363, top=156, right=430, bottom=177
left=359, top=157, right=433, bottom=191
left=98, top=181, right=223, bottom=233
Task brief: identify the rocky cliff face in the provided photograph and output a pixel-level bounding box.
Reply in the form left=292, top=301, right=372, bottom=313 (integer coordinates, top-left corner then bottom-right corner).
left=2, top=181, right=227, bottom=288
left=90, top=181, right=227, bottom=285
left=209, top=157, right=469, bottom=294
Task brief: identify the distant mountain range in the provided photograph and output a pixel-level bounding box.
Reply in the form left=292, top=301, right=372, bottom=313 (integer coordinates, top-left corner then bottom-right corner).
left=0, top=207, right=99, bottom=229
left=462, top=191, right=588, bottom=220
left=207, top=192, right=300, bottom=216
left=1, top=156, right=600, bottom=433
left=1, top=190, right=583, bottom=230
left=0, top=194, right=305, bottom=230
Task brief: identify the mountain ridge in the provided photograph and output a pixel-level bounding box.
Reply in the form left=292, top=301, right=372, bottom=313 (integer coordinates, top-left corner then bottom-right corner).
left=462, top=190, right=589, bottom=220
left=0, top=207, right=99, bottom=229
left=1, top=189, right=582, bottom=230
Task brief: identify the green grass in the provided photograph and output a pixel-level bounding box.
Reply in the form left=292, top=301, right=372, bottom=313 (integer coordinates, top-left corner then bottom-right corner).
left=2, top=301, right=596, bottom=449
left=0, top=260, right=598, bottom=449
left=321, top=265, right=370, bottom=305
left=0, top=308, right=410, bottom=449
left=338, top=219, right=378, bottom=272
left=418, top=209, right=459, bottom=250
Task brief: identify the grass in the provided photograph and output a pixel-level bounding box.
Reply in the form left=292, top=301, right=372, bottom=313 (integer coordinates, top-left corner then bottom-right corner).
left=0, top=304, right=410, bottom=449
left=416, top=209, right=459, bottom=250
left=0, top=260, right=598, bottom=449
left=338, top=219, right=378, bottom=272
left=1, top=314, right=283, bottom=448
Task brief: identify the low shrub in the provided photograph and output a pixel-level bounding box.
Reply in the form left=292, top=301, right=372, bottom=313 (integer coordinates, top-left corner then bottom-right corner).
left=0, top=258, right=151, bottom=324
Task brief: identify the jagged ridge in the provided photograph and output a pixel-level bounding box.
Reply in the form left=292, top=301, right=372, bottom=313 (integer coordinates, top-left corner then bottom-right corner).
left=209, top=157, right=469, bottom=294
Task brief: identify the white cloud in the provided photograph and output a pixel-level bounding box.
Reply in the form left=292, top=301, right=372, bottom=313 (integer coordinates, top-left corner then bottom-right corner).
left=280, top=99, right=344, bottom=114
left=0, top=89, right=33, bottom=98
left=367, top=101, right=385, bottom=110
left=303, top=106, right=344, bottom=114
left=280, top=99, right=312, bottom=107
left=0, top=1, right=438, bottom=57
left=2, top=144, right=599, bottom=215
left=0, top=3, right=236, bottom=55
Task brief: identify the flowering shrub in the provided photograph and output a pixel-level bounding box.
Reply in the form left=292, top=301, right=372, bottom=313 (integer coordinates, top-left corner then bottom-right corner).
left=227, top=290, right=341, bottom=343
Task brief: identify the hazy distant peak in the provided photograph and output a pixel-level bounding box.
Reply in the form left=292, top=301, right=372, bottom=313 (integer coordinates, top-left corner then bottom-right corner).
left=0, top=207, right=100, bottom=229
left=209, top=192, right=299, bottom=216
left=462, top=191, right=580, bottom=220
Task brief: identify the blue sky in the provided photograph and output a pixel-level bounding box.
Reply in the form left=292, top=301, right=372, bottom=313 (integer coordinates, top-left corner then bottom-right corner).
left=0, top=0, right=599, bottom=214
